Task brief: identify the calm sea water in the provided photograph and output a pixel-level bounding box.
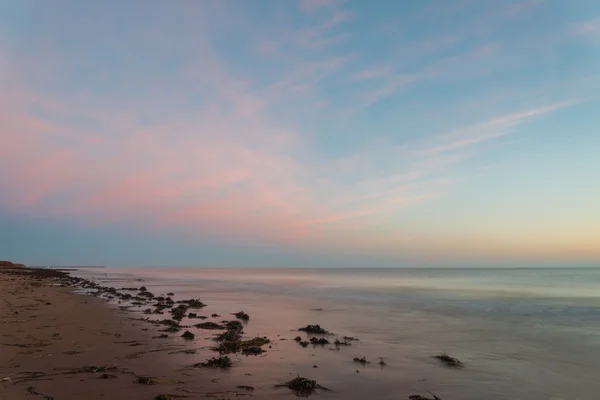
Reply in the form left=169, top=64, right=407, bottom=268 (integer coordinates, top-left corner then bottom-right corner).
left=75, top=267, right=600, bottom=400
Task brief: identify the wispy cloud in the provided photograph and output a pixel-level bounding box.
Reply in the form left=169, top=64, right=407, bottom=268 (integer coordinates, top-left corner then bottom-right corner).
left=299, top=0, right=342, bottom=14
left=419, top=100, right=581, bottom=156
left=572, top=15, right=600, bottom=37
left=295, top=10, right=353, bottom=48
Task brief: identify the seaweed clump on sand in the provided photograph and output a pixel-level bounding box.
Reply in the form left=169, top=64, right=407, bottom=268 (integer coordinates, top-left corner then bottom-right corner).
left=353, top=357, right=370, bottom=365
left=241, top=337, right=270, bottom=355
left=194, top=356, right=232, bottom=369
left=294, top=337, right=309, bottom=347
left=155, top=395, right=171, bottom=400
left=309, top=337, right=329, bottom=345
left=225, top=320, right=244, bottom=331
left=433, top=353, right=463, bottom=368
left=181, top=330, right=195, bottom=340
left=409, top=392, right=441, bottom=400
left=178, top=298, right=206, bottom=308
left=171, top=304, right=190, bottom=321
left=298, top=325, right=329, bottom=335
left=195, top=322, right=225, bottom=330
left=234, top=311, right=250, bottom=321
left=277, top=376, right=330, bottom=397
left=214, top=336, right=271, bottom=355
left=134, top=376, right=158, bottom=385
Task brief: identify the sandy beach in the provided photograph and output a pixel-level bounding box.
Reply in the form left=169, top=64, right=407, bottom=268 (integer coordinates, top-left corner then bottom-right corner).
left=3, top=267, right=439, bottom=400
left=0, top=267, right=284, bottom=400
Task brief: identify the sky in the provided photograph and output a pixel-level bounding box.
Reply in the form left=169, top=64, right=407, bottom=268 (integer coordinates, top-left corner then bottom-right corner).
left=1, top=0, right=599, bottom=268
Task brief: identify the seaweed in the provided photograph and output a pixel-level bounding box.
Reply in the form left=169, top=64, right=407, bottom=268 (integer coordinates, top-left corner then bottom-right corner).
left=294, top=336, right=302, bottom=342
left=242, top=346, right=265, bottom=355
left=237, top=385, right=254, bottom=391
left=178, top=299, right=206, bottom=308
left=299, top=341, right=309, bottom=348
left=309, top=337, right=329, bottom=345
left=134, top=376, right=158, bottom=385
left=181, top=330, right=195, bottom=340
left=213, top=340, right=241, bottom=353
left=353, top=357, right=370, bottom=365
left=214, top=329, right=242, bottom=342
left=224, top=320, right=244, bottom=332
left=234, top=311, right=250, bottom=321
left=194, top=356, right=232, bottom=369
left=276, top=376, right=330, bottom=397
left=298, top=325, right=329, bottom=334
left=195, top=322, right=225, bottom=330
left=433, top=353, right=462, bottom=368
left=241, top=337, right=270, bottom=347
left=171, top=304, right=189, bottom=321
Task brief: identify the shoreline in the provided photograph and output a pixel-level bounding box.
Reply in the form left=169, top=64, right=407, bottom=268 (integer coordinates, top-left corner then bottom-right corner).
left=2, top=267, right=443, bottom=400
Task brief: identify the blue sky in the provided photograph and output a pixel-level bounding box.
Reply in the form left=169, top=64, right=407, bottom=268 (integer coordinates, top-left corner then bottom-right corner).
left=1, top=0, right=599, bottom=267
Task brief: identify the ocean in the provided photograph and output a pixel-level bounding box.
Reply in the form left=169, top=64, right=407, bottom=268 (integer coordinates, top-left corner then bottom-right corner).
left=75, top=267, right=600, bottom=400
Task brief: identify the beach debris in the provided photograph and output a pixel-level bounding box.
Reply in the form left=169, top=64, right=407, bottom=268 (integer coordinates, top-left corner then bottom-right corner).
left=214, top=335, right=270, bottom=355
left=276, top=376, right=330, bottom=397
left=242, top=346, right=265, bottom=355
left=213, top=340, right=242, bottom=353
left=353, top=357, right=370, bottom=365
left=178, top=298, right=206, bottom=308
left=309, top=337, right=329, bottom=345
left=194, top=356, right=232, bottom=369
left=134, top=376, right=158, bottom=385
left=171, top=304, right=189, bottom=321
left=215, top=329, right=242, bottom=342
left=242, top=336, right=270, bottom=347
left=234, top=311, right=250, bottom=321
left=195, top=322, right=225, bottom=330
left=433, top=353, right=463, bottom=368
left=409, top=392, right=442, bottom=400
left=181, top=330, right=195, bottom=340
left=224, top=320, right=244, bottom=331
left=298, top=325, right=329, bottom=335
left=237, top=385, right=255, bottom=391
left=99, top=373, right=117, bottom=379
